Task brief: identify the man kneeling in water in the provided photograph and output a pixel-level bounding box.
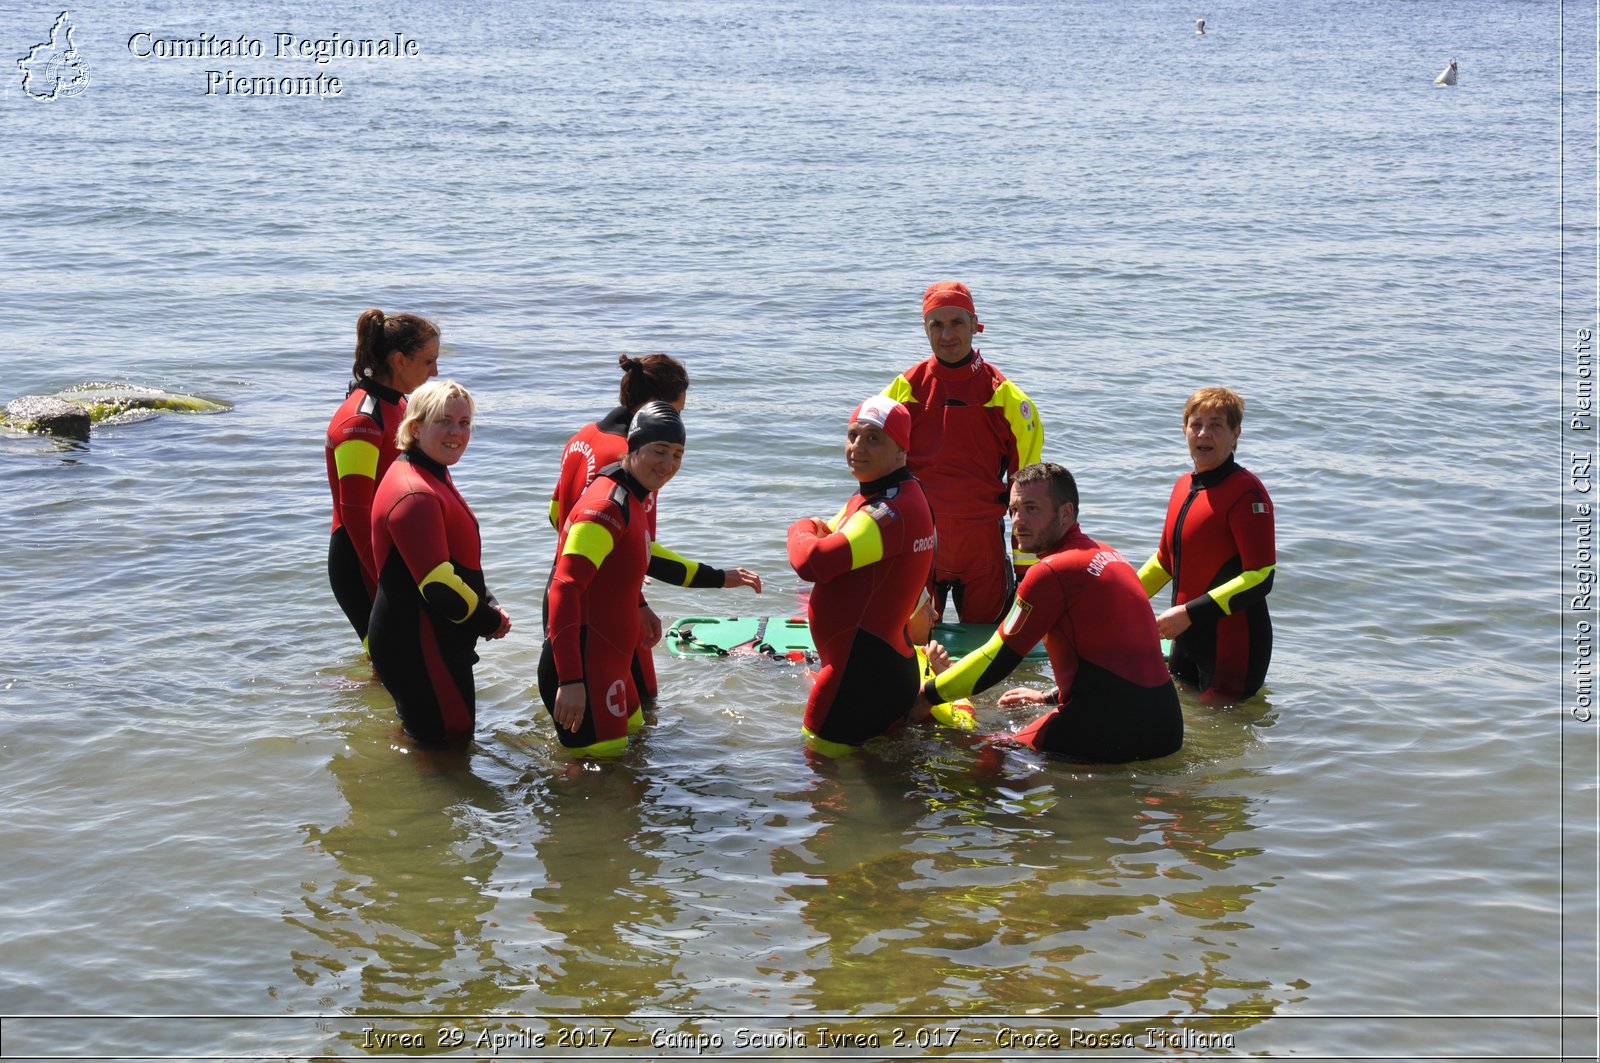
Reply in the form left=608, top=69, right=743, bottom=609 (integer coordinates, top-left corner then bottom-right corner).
left=913, top=462, right=1182, bottom=763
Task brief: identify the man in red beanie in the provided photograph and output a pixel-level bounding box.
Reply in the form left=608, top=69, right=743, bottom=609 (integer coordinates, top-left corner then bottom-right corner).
left=787, top=396, right=935, bottom=753
left=883, top=281, right=1044, bottom=624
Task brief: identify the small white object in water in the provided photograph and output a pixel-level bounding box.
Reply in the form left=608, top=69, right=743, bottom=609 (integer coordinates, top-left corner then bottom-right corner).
left=1196, top=18, right=1206, bottom=35
left=1435, top=59, right=1458, bottom=85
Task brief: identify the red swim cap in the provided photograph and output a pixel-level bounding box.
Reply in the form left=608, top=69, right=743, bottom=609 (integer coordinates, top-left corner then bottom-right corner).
left=921, top=280, right=983, bottom=332
left=850, top=395, right=912, bottom=452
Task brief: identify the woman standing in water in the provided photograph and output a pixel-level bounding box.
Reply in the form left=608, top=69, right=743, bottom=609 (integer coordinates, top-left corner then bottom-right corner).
left=369, top=380, right=511, bottom=746
left=548, top=354, right=761, bottom=710
left=541, top=401, right=687, bottom=757
left=325, top=308, right=440, bottom=650
left=1139, top=386, right=1276, bottom=704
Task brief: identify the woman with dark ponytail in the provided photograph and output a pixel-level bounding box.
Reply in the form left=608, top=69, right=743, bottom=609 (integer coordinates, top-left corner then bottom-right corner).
left=324, top=308, right=441, bottom=650
left=547, top=354, right=762, bottom=714
left=548, top=355, right=686, bottom=530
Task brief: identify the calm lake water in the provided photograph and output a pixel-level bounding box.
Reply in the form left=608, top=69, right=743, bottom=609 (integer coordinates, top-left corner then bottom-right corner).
left=1, top=0, right=1594, bottom=1059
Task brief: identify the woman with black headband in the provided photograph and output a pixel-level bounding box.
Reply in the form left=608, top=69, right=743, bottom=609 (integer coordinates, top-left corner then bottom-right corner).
left=540, top=402, right=691, bottom=756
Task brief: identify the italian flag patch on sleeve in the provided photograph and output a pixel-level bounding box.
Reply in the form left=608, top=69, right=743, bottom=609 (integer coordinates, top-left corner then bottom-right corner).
left=1000, top=597, right=1032, bottom=638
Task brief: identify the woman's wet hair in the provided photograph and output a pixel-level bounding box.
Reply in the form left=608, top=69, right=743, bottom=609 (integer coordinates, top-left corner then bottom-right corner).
left=352, top=308, right=439, bottom=383
left=618, top=353, right=688, bottom=410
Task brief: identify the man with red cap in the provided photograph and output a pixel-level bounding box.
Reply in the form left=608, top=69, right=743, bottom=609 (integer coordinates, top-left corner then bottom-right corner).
left=883, top=280, right=1043, bottom=625
left=786, top=396, right=935, bottom=753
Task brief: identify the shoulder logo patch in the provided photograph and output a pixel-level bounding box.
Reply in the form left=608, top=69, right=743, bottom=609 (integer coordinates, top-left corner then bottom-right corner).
left=1000, top=597, right=1032, bottom=638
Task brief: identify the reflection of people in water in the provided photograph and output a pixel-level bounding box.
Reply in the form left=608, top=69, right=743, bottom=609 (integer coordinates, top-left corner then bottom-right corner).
left=771, top=749, right=1292, bottom=1027
left=290, top=716, right=518, bottom=1046
left=529, top=763, right=680, bottom=1019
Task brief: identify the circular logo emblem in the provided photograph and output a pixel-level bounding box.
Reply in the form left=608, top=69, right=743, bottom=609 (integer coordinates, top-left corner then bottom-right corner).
left=43, top=52, right=90, bottom=98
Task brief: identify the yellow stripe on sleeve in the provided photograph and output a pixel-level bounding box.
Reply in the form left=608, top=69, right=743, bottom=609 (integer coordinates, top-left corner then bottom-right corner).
left=1138, top=555, right=1172, bottom=598
left=882, top=375, right=917, bottom=405
left=333, top=439, right=380, bottom=481
left=418, top=560, right=480, bottom=622
left=932, top=628, right=1008, bottom=704
left=649, top=541, right=701, bottom=583
left=840, top=508, right=885, bottom=570
left=562, top=520, right=617, bottom=568
left=1209, top=564, right=1275, bottom=615
left=988, top=380, right=1043, bottom=467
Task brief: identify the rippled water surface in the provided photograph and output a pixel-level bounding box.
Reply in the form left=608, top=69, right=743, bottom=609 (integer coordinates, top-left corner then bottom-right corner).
left=1, top=0, right=1592, bottom=1059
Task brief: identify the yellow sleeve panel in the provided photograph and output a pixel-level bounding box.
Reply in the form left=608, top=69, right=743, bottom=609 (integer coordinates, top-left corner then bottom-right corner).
left=562, top=520, right=616, bottom=568
left=917, top=648, right=976, bottom=730
left=882, top=375, right=918, bottom=406
left=932, top=628, right=1008, bottom=705
left=987, top=379, right=1044, bottom=469
left=824, top=502, right=849, bottom=534
left=547, top=496, right=560, bottom=531
left=841, top=508, right=885, bottom=570
left=1138, top=555, right=1172, bottom=598
left=419, top=560, right=480, bottom=623
left=649, top=541, right=703, bottom=583
left=1209, top=564, right=1276, bottom=616
left=333, top=438, right=380, bottom=481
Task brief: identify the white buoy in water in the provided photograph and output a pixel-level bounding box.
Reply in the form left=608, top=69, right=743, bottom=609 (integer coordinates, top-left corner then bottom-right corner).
left=1434, top=59, right=1458, bottom=86
left=1196, top=18, right=1206, bottom=35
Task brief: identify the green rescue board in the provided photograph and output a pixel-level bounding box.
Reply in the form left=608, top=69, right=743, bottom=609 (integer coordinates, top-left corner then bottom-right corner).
left=666, top=616, right=1048, bottom=661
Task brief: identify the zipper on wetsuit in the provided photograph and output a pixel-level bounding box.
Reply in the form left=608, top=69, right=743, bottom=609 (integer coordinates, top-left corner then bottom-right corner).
left=1169, top=482, right=1202, bottom=607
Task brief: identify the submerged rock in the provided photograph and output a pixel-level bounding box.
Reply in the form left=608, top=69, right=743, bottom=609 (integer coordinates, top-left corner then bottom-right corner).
left=58, top=386, right=231, bottom=425
left=3, top=384, right=231, bottom=441
left=4, top=395, right=91, bottom=441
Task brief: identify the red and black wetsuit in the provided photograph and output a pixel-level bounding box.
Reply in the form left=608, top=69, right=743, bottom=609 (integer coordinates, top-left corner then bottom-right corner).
left=787, top=467, right=935, bottom=747
left=924, top=525, right=1183, bottom=763
left=325, top=379, right=406, bottom=644
left=548, top=406, right=729, bottom=706
left=539, top=462, right=653, bottom=755
left=549, top=407, right=643, bottom=533
left=1140, top=456, right=1276, bottom=703
left=883, top=351, right=1043, bottom=624
left=369, top=449, right=504, bottom=746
